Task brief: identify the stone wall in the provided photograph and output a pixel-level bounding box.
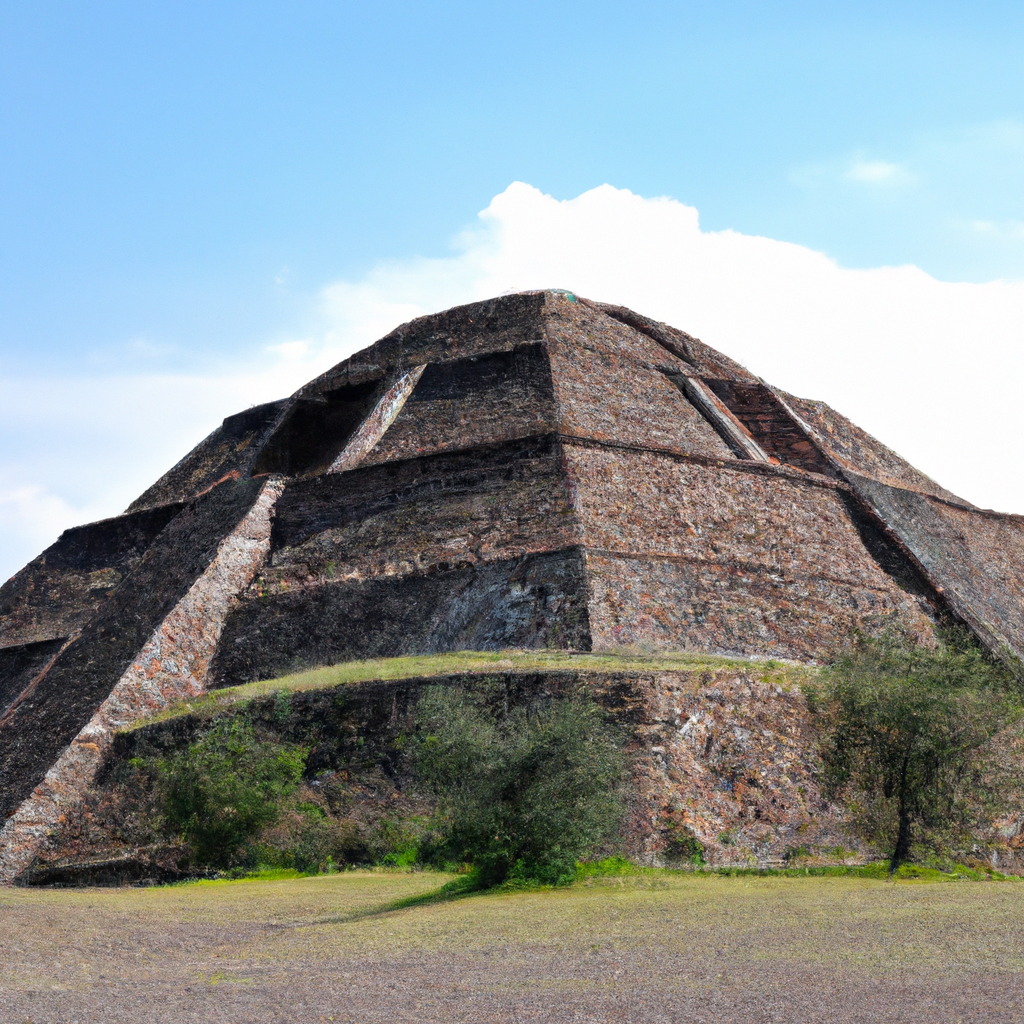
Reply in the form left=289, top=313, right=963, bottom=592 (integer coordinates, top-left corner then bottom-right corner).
left=361, top=344, right=557, bottom=466
left=210, top=549, right=592, bottom=686
left=848, top=475, right=1024, bottom=659
left=0, top=640, right=65, bottom=719
left=563, top=443, right=941, bottom=658
left=548, top=333, right=734, bottom=457
left=27, top=665, right=869, bottom=880
left=264, top=434, right=578, bottom=587
left=0, top=503, right=183, bottom=647
left=207, top=435, right=587, bottom=686
left=778, top=389, right=965, bottom=503
left=704, top=380, right=838, bottom=475
left=127, top=400, right=288, bottom=512
left=0, top=478, right=275, bottom=823
left=592, top=300, right=759, bottom=381
left=0, top=477, right=284, bottom=884
left=298, top=291, right=548, bottom=398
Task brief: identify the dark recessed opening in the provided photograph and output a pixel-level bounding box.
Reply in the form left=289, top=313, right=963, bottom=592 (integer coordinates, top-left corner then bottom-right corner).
left=702, top=380, right=838, bottom=476
left=252, top=380, right=383, bottom=477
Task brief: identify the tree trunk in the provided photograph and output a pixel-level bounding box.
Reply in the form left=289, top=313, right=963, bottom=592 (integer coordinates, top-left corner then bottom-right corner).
left=890, top=756, right=912, bottom=873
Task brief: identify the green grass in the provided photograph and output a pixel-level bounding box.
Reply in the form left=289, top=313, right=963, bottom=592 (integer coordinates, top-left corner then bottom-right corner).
left=575, top=857, right=1015, bottom=883
left=179, top=867, right=310, bottom=887
left=165, top=857, right=1018, bottom=893
left=2, top=869, right=1019, bottom=977
left=130, top=648, right=813, bottom=729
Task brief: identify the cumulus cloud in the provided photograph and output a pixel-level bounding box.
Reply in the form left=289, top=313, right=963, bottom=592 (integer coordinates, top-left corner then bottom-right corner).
left=844, top=159, right=915, bottom=184
left=2, top=180, right=1023, bottom=583
left=318, top=182, right=1024, bottom=517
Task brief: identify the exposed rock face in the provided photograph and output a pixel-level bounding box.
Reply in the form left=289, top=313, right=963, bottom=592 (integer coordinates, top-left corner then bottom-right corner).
left=1, top=289, right=1022, bottom=881
left=24, top=667, right=860, bottom=883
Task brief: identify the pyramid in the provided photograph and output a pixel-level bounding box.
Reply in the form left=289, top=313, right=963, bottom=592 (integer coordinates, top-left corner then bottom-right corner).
left=1, top=289, right=1022, bottom=881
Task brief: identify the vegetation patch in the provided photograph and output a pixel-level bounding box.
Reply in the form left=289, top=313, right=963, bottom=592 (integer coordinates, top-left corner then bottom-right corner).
left=147, top=718, right=307, bottom=866
left=113, top=675, right=630, bottom=883
left=411, top=684, right=627, bottom=886
left=807, top=627, right=1024, bottom=872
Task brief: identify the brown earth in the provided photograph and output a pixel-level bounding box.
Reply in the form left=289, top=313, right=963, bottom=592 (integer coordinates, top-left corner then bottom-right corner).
left=1, top=871, right=1022, bottom=1023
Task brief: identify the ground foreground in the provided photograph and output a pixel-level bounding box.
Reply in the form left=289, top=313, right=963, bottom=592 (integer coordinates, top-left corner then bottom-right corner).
left=1, top=872, right=1021, bottom=1023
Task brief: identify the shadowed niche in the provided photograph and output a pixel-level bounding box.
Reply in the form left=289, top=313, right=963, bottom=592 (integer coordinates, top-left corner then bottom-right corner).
left=253, top=379, right=382, bottom=477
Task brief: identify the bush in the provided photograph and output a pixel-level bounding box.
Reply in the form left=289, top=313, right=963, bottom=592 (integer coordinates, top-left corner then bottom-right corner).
left=257, top=802, right=367, bottom=873
left=413, top=685, right=627, bottom=887
left=150, top=717, right=307, bottom=867
left=663, top=823, right=705, bottom=865
left=808, top=627, right=1023, bottom=870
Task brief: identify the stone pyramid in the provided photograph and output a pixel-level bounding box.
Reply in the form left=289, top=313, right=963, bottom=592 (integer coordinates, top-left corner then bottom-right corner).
left=1, top=289, right=1022, bottom=881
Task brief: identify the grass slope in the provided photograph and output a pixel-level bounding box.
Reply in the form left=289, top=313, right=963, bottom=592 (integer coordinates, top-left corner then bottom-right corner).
left=133, top=649, right=812, bottom=729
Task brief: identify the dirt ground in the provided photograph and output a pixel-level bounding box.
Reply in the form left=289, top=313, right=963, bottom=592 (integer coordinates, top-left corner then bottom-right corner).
left=1, top=870, right=1022, bottom=1023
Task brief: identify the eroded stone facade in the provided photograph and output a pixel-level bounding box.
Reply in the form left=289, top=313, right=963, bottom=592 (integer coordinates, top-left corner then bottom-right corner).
left=2, top=289, right=1022, bottom=882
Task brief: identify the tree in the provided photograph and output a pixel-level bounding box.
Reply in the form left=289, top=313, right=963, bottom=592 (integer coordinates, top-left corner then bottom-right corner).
left=809, top=628, right=1023, bottom=870
left=413, top=685, right=626, bottom=887
left=152, top=717, right=307, bottom=867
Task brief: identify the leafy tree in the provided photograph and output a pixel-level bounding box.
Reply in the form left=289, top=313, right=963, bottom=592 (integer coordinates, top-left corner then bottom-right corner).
left=809, top=628, right=1023, bottom=870
left=151, top=717, right=307, bottom=867
left=413, top=685, right=626, bottom=887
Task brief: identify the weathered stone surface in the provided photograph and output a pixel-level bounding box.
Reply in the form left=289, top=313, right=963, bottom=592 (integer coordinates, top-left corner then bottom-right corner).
left=29, top=667, right=869, bottom=878
left=2, top=288, right=1021, bottom=882
left=127, top=401, right=287, bottom=512
left=328, top=365, right=425, bottom=472
left=585, top=552, right=934, bottom=661
left=261, top=434, right=578, bottom=589
left=0, top=477, right=283, bottom=884
left=565, top=444, right=940, bottom=658
left=361, top=345, right=556, bottom=465
left=299, top=291, right=548, bottom=396
left=590, top=300, right=759, bottom=381
left=776, top=389, right=966, bottom=503
left=704, top=380, right=839, bottom=475
left=847, top=474, right=1024, bottom=657
left=0, top=478, right=273, bottom=824
left=0, top=503, right=183, bottom=647
left=0, top=639, right=65, bottom=719
left=210, top=549, right=591, bottom=686
left=548, top=332, right=735, bottom=457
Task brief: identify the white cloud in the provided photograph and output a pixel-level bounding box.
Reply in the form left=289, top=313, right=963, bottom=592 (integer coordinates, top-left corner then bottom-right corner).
left=845, top=159, right=916, bottom=185
left=316, top=182, right=1024, bottom=517
left=0, top=480, right=86, bottom=574
left=266, top=339, right=312, bottom=361
left=2, top=180, right=1023, bottom=584
left=969, top=218, right=1024, bottom=240
left=791, top=155, right=918, bottom=189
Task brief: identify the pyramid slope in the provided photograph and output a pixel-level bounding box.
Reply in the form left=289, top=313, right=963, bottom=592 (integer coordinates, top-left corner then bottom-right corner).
left=0, top=289, right=1022, bottom=882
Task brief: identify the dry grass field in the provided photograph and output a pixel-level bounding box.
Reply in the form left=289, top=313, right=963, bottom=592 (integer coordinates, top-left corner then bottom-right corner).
left=1, top=870, right=1022, bottom=1023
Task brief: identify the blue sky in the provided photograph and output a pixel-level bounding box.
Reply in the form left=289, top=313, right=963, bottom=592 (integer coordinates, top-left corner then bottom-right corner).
left=3, top=1, right=1023, bottom=370
left=1, top=2, right=1024, bottom=579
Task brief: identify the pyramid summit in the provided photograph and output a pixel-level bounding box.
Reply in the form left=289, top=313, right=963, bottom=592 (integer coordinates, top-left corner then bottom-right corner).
left=1, top=289, right=1023, bottom=881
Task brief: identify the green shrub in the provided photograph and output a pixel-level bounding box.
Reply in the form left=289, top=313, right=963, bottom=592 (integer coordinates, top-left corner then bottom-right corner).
left=808, top=627, right=1023, bottom=870
left=663, top=822, right=705, bottom=865
left=413, top=685, right=627, bottom=887
left=278, top=811, right=364, bottom=873
left=150, top=717, right=307, bottom=867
